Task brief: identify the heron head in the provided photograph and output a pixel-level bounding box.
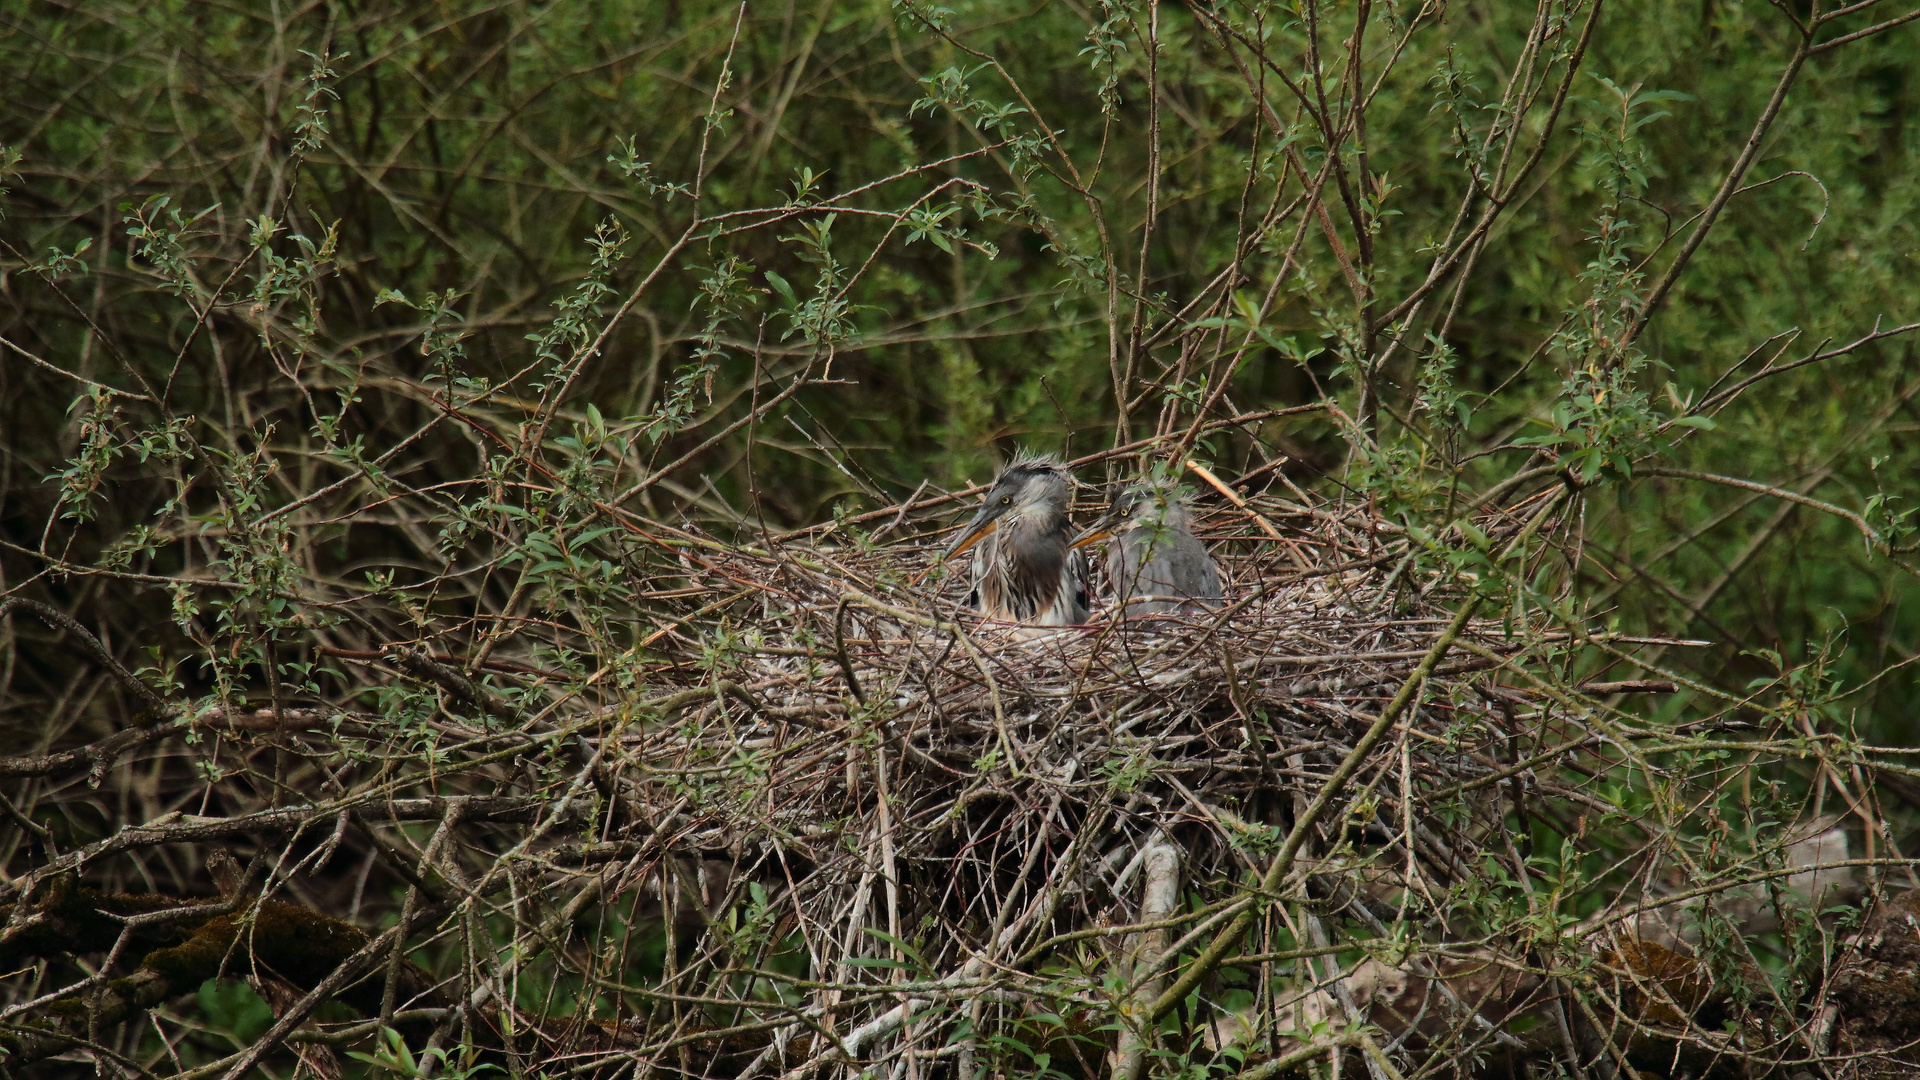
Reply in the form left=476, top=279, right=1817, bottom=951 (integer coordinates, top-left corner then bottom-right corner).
left=940, top=456, right=1074, bottom=562
left=1072, top=478, right=1191, bottom=549
left=1112, top=483, right=1189, bottom=528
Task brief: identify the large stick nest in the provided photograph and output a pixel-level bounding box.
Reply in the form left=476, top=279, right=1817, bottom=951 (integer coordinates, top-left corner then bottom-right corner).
left=536, top=487, right=1592, bottom=1074
left=657, top=492, right=1524, bottom=864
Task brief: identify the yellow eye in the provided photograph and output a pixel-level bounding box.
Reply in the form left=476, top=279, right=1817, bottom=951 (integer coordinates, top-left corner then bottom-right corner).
left=1000, top=496, right=1012, bottom=505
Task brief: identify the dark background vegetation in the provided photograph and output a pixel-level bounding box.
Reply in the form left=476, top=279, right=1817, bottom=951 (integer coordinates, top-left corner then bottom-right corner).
left=3, top=0, right=1920, bottom=1073
left=7, top=0, right=1917, bottom=703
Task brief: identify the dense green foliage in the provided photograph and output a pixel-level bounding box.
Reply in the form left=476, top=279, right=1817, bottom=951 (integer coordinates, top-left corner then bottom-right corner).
left=5, top=0, right=1916, bottom=720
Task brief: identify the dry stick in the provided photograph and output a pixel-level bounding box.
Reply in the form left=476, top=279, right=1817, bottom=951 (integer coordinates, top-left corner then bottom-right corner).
left=1114, top=839, right=1180, bottom=1080
left=0, top=335, right=152, bottom=401
left=0, top=598, right=170, bottom=715
left=875, top=736, right=901, bottom=973
left=614, top=359, right=818, bottom=505
left=0, top=789, right=577, bottom=906
left=1634, top=467, right=1883, bottom=553
left=413, top=384, right=799, bottom=601
left=1601, top=356, right=1920, bottom=620
left=1163, top=147, right=1340, bottom=461
left=253, top=410, right=449, bottom=528
left=1625, top=27, right=1809, bottom=346
left=1144, top=592, right=1482, bottom=1023
left=771, top=775, right=1091, bottom=1080
left=1810, top=5, right=1920, bottom=52
left=1185, top=460, right=1312, bottom=570
left=1121, top=0, right=1164, bottom=436
left=833, top=599, right=866, bottom=705
left=870, top=480, right=929, bottom=542
left=379, top=801, right=467, bottom=1029
left=0, top=707, right=305, bottom=784
left=1108, top=3, right=1340, bottom=447
left=1690, top=320, right=1920, bottom=420
left=903, top=21, right=1125, bottom=444
left=775, top=407, right=1324, bottom=541
left=1369, top=0, right=1603, bottom=335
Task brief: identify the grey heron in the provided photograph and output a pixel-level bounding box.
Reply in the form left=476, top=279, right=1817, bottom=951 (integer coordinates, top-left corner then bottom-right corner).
left=938, top=455, right=1090, bottom=626
left=1079, top=481, right=1223, bottom=616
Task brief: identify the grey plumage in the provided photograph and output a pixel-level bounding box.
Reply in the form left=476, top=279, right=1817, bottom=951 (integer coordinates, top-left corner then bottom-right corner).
left=1103, top=483, right=1223, bottom=615
left=940, top=456, right=1089, bottom=626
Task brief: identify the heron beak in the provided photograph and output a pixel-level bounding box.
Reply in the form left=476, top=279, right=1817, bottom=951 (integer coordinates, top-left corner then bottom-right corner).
left=939, top=516, right=998, bottom=562
left=1069, top=521, right=1111, bottom=549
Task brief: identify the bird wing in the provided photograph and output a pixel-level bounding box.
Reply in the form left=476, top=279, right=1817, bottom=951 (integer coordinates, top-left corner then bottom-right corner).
left=1119, top=528, right=1222, bottom=613
left=1063, top=545, right=1091, bottom=623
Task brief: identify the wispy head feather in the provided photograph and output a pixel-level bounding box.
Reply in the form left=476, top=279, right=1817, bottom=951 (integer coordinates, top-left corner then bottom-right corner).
left=989, top=453, right=1073, bottom=506
left=1003, top=449, right=1068, bottom=478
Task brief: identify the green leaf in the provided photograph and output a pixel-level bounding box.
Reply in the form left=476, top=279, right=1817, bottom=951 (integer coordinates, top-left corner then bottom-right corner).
left=764, top=270, right=799, bottom=309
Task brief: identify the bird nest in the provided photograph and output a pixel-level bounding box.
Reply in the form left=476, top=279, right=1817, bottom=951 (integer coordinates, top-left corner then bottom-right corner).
left=655, top=492, right=1521, bottom=863
left=565, top=485, right=1594, bottom=1077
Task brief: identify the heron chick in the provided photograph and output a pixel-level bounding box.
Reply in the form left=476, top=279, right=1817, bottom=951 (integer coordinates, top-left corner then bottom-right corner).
left=939, top=456, right=1089, bottom=625
left=1078, top=481, right=1222, bottom=616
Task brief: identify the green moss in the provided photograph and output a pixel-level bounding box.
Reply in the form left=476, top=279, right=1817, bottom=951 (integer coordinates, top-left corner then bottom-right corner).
left=0, top=885, right=202, bottom=970
left=136, top=900, right=436, bottom=1017
left=1, top=880, right=438, bottom=1024
left=139, top=915, right=240, bottom=987
left=41, top=996, right=87, bottom=1020
left=41, top=974, right=146, bottom=1020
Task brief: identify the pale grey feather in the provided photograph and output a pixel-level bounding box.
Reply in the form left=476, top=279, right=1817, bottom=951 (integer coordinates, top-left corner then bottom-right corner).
left=1107, top=485, right=1222, bottom=616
